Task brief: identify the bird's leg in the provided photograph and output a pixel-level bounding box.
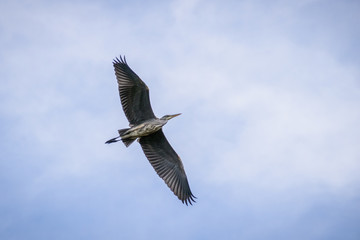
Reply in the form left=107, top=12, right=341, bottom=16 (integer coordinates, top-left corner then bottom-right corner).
left=105, top=136, right=121, bottom=144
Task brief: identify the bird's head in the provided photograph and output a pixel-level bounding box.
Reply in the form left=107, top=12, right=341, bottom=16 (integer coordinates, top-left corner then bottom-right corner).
left=160, top=113, right=181, bottom=121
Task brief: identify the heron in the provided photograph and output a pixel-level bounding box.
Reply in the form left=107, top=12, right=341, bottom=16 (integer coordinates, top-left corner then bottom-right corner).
left=106, top=56, right=196, bottom=205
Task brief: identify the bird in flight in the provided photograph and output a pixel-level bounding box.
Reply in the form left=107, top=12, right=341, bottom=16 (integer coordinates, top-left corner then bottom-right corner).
left=106, top=56, right=196, bottom=205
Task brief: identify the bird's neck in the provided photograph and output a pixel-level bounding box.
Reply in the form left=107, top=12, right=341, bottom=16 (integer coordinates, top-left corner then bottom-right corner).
left=158, top=118, right=168, bottom=125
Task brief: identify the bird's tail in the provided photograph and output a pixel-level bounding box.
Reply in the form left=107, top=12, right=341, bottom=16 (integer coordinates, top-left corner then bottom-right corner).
left=118, top=128, right=129, bottom=136
left=105, top=128, right=136, bottom=147
left=118, top=128, right=137, bottom=147
left=121, top=137, right=136, bottom=147
left=105, top=128, right=129, bottom=144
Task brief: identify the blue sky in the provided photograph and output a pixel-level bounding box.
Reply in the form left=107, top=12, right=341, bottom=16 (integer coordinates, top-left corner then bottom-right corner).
left=1, top=0, right=360, bottom=239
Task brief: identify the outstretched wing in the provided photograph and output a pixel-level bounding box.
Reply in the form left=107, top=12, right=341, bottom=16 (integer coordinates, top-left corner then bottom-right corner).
left=113, top=56, right=156, bottom=125
left=139, top=130, right=196, bottom=205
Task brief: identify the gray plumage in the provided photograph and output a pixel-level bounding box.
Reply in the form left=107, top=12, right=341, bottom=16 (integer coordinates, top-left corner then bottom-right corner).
left=106, top=56, right=196, bottom=205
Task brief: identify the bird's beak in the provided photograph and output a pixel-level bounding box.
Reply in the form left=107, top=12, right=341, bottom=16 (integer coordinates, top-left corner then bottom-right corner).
left=169, top=113, right=181, bottom=119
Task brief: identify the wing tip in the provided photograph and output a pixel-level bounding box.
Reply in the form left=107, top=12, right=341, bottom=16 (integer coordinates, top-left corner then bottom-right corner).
left=113, top=55, right=128, bottom=65
left=182, top=192, right=197, bottom=206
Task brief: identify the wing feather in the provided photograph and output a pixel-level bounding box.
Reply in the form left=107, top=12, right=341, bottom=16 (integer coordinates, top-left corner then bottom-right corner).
left=113, top=56, right=156, bottom=125
left=139, top=130, right=196, bottom=205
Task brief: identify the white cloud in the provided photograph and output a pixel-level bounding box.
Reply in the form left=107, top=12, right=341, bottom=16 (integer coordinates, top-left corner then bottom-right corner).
left=203, top=45, right=360, bottom=192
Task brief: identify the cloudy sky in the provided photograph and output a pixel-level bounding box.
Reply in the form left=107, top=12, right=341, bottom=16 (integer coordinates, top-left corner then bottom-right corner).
left=1, top=0, right=360, bottom=239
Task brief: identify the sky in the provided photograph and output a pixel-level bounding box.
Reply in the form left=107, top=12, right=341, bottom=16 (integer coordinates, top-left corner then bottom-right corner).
left=1, top=0, right=360, bottom=239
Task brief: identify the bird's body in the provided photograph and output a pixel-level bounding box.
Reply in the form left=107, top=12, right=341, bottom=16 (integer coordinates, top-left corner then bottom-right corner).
left=106, top=115, right=179, bottom=146
left=122, top=119, right=165, bottom=138
left=106, top=56, right=195, bottom=205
